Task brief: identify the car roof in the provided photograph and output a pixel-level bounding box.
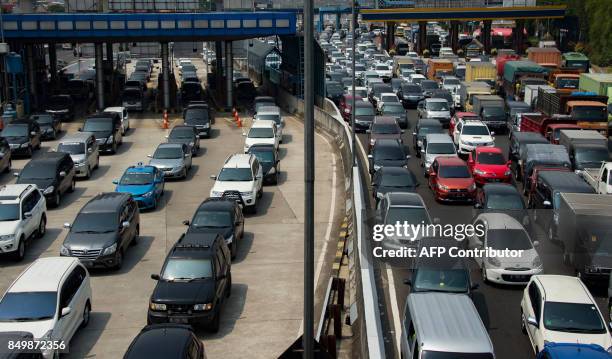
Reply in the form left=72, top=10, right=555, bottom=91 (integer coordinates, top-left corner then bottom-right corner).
left=425, top=133, right=452, bottom=142
left=198, top=198, right=236, bottom=211
left=408, top=293, right=493, bottom=353
left=387, top=192, right=425, bottom=207
left=157, top=142, right=184, bottom=149
left=511, top=131, right=547, bottom=142
left=125, top=324, right=192, bottom=358
left=126, top=164, right=157, bottom=174
left=9, top=257, right=78, bottom=292
left=173, top=232, right=222, bottom=256
left=60, top=131, right=95, bottom=143
left=534, top=275, right=593, bottom=303
left=0, top=184, right=35, bottom=202
left=27, top=152, right=69, bottom=165
left=81, top=192, right=129, bottom=213
left=482, top=183, right=520, bottom=195
left=475, top=213, right=524, bottom=230
left=104, top=107, right=125, bottom=113
left=374, top=139, right=402, bottom=148
left=538, top=171, right=594, bottom=193
left=251, top=120, right=276, bottom=128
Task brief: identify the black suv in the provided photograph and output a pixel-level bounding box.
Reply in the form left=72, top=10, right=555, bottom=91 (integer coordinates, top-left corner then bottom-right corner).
left=247, top=144, right=280, bottom=184
left=1, top=120, right=42, bottom=157
left=148, top=233, right=232, bottom=332
left=81, top=113, right=123, bottom=154
left=183, top=105, right=212, bottom=138
left=368, top=139, right=410, bottom=175
left=123, top=324, right=205, bottom=359
left=183, top=198, right=244, bottom=259
left=15, top=152, right=76, bottom=207
left=30, top=113, right=62, bottom=140
left=61, top=192, right=140, bottom=269
left=45, top=94, right=75, bottom=121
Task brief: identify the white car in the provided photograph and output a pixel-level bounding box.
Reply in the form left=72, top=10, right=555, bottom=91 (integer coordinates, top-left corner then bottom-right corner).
left=409, top=73, right=426, bottom=85
left=243, top=120, right=279, bottom=153
left=210, top=154, right=263, bottom=213
left=521, top=275, right=612, bottom=354
left=0, top=184, right=47, bottom=261
left=0, top=257, right=92, bottom=359
left=254, top=107, right=283, bottom=143
left=376, top=93, right=401, bottom=112
left=470, top=213, right=542, bottom=285
left=453, top=120, right=495, bottom=154
left=104, top=106, right=129, bottom=135
left=373, top=63, right=392, bottom=80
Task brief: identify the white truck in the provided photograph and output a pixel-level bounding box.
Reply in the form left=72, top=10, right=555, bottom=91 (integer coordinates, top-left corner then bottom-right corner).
left=580, top=162, right=612, bottom=194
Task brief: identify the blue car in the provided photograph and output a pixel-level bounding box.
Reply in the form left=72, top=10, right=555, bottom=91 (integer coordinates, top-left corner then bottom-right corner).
left=114, top=164, right=164, bottom=210
left=537, top=343, right=612, bottom=359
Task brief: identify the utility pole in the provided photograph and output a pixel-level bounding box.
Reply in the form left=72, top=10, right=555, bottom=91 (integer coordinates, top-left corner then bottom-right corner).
left=351, top=1, right=357, bottom=166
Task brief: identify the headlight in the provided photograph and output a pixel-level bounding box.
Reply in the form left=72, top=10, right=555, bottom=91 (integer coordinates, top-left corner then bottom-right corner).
left=468, top=183, right=476, bottom=191
left=474, top=169, right=487, bottom=175
left=225, top=235, right=234, bottom=244
left=173, top=165, right=184, bottom=171
left=0, top=234, right=15, bottom=242
left=532, top=256, right=542, bottom=268
left=240, top=191, right=253, bottom=197
left=142, top=191, right=154, bottom=198
left=211, top=191, right=222, bottom=197
left=504, top=170, right=512, bottom=176
left=107, top=135, right=114, bottom=143
left=370, top=139, right=376, bottom=146
left=193, top=303, right=213, bottom=311
left=102, top=243, right=117, bottom=256
left=43, top=186, right=55, bottom=195
left=438, top=183, right=449, bottom=191
left=149, top=302, right=167, bottom=311
left=487, top=256, right=501, bottom=267
left=20, top=143, right=29, bottom=148
left=607, top=346, right=612, bottom=354
left=344, top=108, right=350, bottom=113
left=463, top=141, right=474, bottom=147
left=373, top=164, right=381, bottom=171
left=203, top=123, right=210, bottom=128
left=60, top=245, right=70, bottom=256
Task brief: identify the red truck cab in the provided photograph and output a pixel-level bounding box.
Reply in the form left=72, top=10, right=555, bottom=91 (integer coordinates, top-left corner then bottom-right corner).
left=544, top=123, right=581, bottom=144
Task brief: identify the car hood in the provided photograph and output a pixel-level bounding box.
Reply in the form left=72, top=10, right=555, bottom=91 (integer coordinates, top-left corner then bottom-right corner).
left=4, top=137, right=28, bottom=145
left=0, top=221, right=20, bottom=236
left=90, top=130, right=112, bottom=138
left=462, top=135, right=493, bottom=143
left=16, top=178, right=54, bottom=191
left=0, top=319, right=55, bottom=339
left=354, top=114, right=374, bottom=122
left=437, top=177, right=474, bottom=189
left=187, top=227, right=232, bottom=239
left=373, top=159, right=408, bottom=168
left=542, top=331, right=611, bottom=350
left=212, top=181, right=254, bottom=193
left=475, top=163, right=509, bottom=175
left=116, top=184, right=154, bottom=196
left=260, top=161, right=274, bottom=175
left=152, top=279, right=215, bottom=304
left=426, top=110, right=451, bottom=117
left=498, top=248, right=538, bottom=267
left=149, top=158, right=183, bottom=168
left=70, top=154, right=86, bottom=164
left=64, top=231, right=117, bottom=249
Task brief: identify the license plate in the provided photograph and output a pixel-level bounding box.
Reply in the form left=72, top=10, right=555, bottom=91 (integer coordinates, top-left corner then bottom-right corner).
left=169, top=317, right=188, bottom=324
left=81, top=260, right=93, bottom=267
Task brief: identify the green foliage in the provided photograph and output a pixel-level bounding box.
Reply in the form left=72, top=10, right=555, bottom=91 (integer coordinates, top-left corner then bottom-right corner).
left=47, top=3, right=65, bottom=12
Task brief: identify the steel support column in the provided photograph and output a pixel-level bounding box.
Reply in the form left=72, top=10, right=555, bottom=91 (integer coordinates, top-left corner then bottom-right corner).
left=483, top=20, right=492, bottom=54
left=386, top=22, right=395, bottom=52
left=514, top=20, right=525, bottom=55
left=95, top=43, right=104, bottom=110
left=26, top=45, right=37, bottom=110
left=215, top=41, right=223, bottom=94
left=48, top=43, right=57, bottom=87
left=319, top=13, right=324, bottom=33
left=335, top=14, right=341, bottom=30
left=450, top=21, right=459, bottom=53
left=418, top=21, right=426, bottom=55
left=161, top=42, right=170, bottom=110
left=225, top=41, right=233, bottom=110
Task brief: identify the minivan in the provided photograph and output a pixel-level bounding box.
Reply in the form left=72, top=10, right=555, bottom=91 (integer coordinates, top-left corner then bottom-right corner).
left=56, top=132, right=100, bottom=179
left=15, top=152, right=76, bottom=207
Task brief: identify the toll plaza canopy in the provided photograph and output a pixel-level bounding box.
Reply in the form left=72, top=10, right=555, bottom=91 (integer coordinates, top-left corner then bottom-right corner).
left=361, top=5, right=566, bottom=22
left=1, top=12, right=296, bottom=42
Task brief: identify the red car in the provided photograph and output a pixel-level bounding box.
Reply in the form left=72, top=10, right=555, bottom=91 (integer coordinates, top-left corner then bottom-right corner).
left=449, top=111, right=479, bottom=136
left=467, top=147, right=512, bottom=185
left=428, top=156, right=476, bottom=202
left=339, top=94, right=363, bottom=122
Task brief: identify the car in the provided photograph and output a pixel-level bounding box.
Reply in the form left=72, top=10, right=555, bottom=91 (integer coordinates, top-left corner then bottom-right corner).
left=45, top=94, right=74, bottom=121
left=397, top=83, right=424, bottom=109
left=368, top=83, right=393, bottom=108
left=148, top=233, right=232, bottom=332
left=15, top=152, right=76, bottom=208
left=367, top=116, right=404, bottom=151
left=376, top=192, right=432, bottom=252
left=449, top=112, right=480, bottom=137
left=373, top=63, right=392, bottom=81
left=421, top=133, right=457, bottom=173
left=427, top=156, right=476, bottom=202
left=379, top=103, right=408, bottom=129
left=0, top=184, right=46, bottom=261
left=114, top=164, right=165, bottom=210
left=474, top=183, right=532, bottom=232
left=30, top=113, right=61, bottom=140
left=61, top=192, right=140, bottom=270
left=325, top=81, right=344, bottom=104
left=122, top=86, right=146, bottom=112
left=210, top=154, right=263, bottom=214
left=409, top=73, right=426, bottom=85
left=181, top=82, right=203, bottom=106
left=376, top=93, right=401, bottom=113
left=183, top=106, right=212, bottom=138
left=368, top=139, right=410, bottom=175
left=453, top=120, right=495, bottom=155
left=243, top=120, right=279, bottom=153
left=521, top=275, right=612, bottom=354
left=412, top=119, right=444, bottom=156
left=353, top=101, right=376, bottom=132
left=123, top=324, right=206, bottom=359
left=148, top=143, right=193, bottom=179
left=339, top=94, right=363, bottom=122
left=417, top=98, right=451, bottom=127
left=247, top=144, right=280, bottom=185
left=81, top=114, right=123, bottom=154
left=167, top=125, right=200, bottom=156
left=253, top=107, right=283, bottom=143
left=467, top=147, right=511, bottom=185
left=182, top=197, right=244, bottom=259
left=103, top=107, right=130, bottom=135
left=371, top=167, right=418, bottom=202
left=1, top=120, right=41, bottom=157
left=253, top=96, right=276, bottom=118
left=56, top=132, right=100, bottom=179
left=420, top=80, right=440, bottom=97
left=470, top=213, right=542, bottom=284
left=536, top=343, right=612, bottom=359
left=0, top=257, right=92, bottom=359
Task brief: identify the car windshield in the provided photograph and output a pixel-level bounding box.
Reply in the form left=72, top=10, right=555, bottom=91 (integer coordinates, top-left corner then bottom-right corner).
left=72, top=212, right=118, bottom=233
left=355, top=107, right=375, bottom=116
left=1, top=125, right=28, bottom=137
left=427, top=143, right=455, bottom=154
left=439, top=165, right=470, bottom=178
left=574, top=147, right=609, bottom=165
left=427, top=102, right=449, bottom=111
left=414, top=268, right=469, bottom=293
left=419, top=125, right=443, bottom=135
left=184, top=109, right=209, bottom=123
left=153, top=147, right=183, bottom=159
left=372, top=124, right=399, bottom=134
left=422, top=352, right=494, bottom=359
left=487, top=229, right=532, bottom=250
left=120, top=172, right=154, bottom=185
left=385, top=207, right=430, bottom=226
left=161, top=259, right=213, bottom=281
left=83, top=119, right=113, bottom=132
left=0, top=204, right=20, bottom=221
left=192, top=210, right=232, bottom=228
left=31, top=115, right=53, bottom=124
left=217, top=168, right=253, bottom=181
left=248, top=128, right=274, bottom=138
left=375, top=65, right=389, bottom=71
left=169, top=128, right=193, bottom=139
left=249, top=149, right=275, bottom=163
left=380, top=172, right=416, bottom=187
left=374, top=145, right=404, bottom=160
left=463, top=125, right=489, bottom=136
left=58, top=142, right=85, bottom=155
left=543, top=302, right=606, bottom=333
left=484, top=193, right=525, bottom=210
left=403, top=85, right=422, bottom=94
left=383, top=104, right=405, bottom=114
left=556, top=78, right=579, bottom=89
left=483, top=107, right=505, bottom=117
left=0, top=292, right=57, bottom=322
left=477, top=152, right=505, bottom=165
left=381, top=95, right=398, bottom=102
left=444, top=78, right=460, bottom=85
left=19, top=163, right=56, bottom=180
left=122, top=89, right=142, bottom=101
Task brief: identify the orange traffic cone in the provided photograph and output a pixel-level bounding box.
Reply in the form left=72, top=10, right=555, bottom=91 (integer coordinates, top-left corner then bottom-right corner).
left=162, top=110, right=169, bottom=129
left=233, top=108, right=242, bottom=128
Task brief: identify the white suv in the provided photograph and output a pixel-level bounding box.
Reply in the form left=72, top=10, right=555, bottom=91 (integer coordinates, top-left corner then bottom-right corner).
left=453, top=120, right=495, bottom=155
left=0, top=257, right=92, bottom=359
left=0, top=184, right=47, bottom=261
left=521, top=275, right=612, bottom=354
left=210, top=154, right=263, bottom=213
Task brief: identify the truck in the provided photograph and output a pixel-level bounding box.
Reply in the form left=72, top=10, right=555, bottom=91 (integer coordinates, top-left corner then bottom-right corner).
left=527, top=47, right=561, bottom=69
left=465, top=62, right=496, bottom=83
left=558, top=130, right=609, bottom=171
left=524, top=84, right=555, bottom=109
left=471, top=94, right=506, bottom=131
left=503, top=60, right=548, bottom=100
left=496, top=54, right=521, bottom=77
left=393, top=56, right=414, bottom=78
left=548, top=71, right=580, bottom=94
left=459, top=82, right=491, bottom=112
left=557, top=192, right=612, bottom=280
left=536, top=88, right=609, bottom=135
left=580, top=162, right=612, bottom=195
left=562, top=52, right=590, bottom=73
left=520, top=143, right=571, bottom=189
left=427, top=59, right=453, bottom=81
left=579, top=73, right=612, bottom=104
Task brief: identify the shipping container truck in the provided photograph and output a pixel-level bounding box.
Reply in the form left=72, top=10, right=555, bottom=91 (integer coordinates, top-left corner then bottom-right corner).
left=393, top=56, right=415, bottom=78
left=558, top=130, right=609, bottom=171
left=496, top=54, right=521, bottom=77
left=472, top=94, right=506, bottom=131
left=579, top=73, right=612, bottom=104
left=503, top=61, right=548, bottom=100
left=558, top=193, right=612, bottom=280
left=427, top=59, right=454, bottom=81
left=549, top=72, right=580, bottom=94
left=580, top=162, right=612, bottom=195
left=562, top=52, right=590, bottom=73
left=524, top=84, right=555, bottom=108
left=535, top=88, right=608, bottom=134
left=465, top=62, right=496, bottom=83
left=527, top=47, right=561, bottom=69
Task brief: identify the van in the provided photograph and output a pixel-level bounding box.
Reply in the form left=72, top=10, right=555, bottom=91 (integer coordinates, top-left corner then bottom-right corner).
left=401, top=292, right=494, bottom=359
left=122, top=87, right=145, bottom=112
left=421, top=133, right=457, bottom=174
left=57, top=132, right=100, bottom=179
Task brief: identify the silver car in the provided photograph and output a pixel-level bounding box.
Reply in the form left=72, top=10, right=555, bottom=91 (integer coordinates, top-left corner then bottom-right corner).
left=57, top=132, right=100, bottom=179
left=147, top=143, right=192, bottom=179
left=417, top=98, right=451, bottom=127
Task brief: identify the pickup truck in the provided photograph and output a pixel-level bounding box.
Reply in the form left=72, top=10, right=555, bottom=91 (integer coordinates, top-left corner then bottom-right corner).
left=580, top=162, right=612, bottom=194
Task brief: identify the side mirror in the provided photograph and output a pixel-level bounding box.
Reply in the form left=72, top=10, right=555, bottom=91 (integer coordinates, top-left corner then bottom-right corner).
left=59, top=171, right=66, bottom=177
left=420, top=149, right=425, bottom=153
left=122, top=221, right=130, bottom=228
left=150, top=274, right=160, bottom=280
left=406, top=155, right=411, bottom=159
left=87, top=148, right=93, bottom=153
left=112, top=179, right=119, bottom=185
left=533, top=241, right=540, bottom=247
left=242, top=132, right=247, bottom=136
left=367, top=154, right=373, bottom=159
left=30, top=131, right=36, bottom=136
left=366, top=129, right=371, bottom=133
left=403, top=279, right=412, bottom=286
left=527, top=316, right=538, bottom=327
left=147, top=154, right=152, bottom=158
left=412, top=132, right=417, bottom=136
left=182, top=220, right=190, bottom=226
left=210, top=175, right=217, bottom=180
left=23, top=211, right=32, bottom=218
left=60, top=307, right=71, bottom=318
left=506, top=160, right=512, bottom=167
left=63, top=222, right=71, bottom=229
left=401, top=130, right=405, bottom=134
left=543, top=200, right=552, bottom=208
left=490, top=131, right=495, bottom=136
left=13, top=172, right=19, bottom=177
left=474, top=203, right=483, bottom=209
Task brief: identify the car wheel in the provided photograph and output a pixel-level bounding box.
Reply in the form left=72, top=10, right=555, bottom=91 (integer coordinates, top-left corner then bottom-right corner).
left=54, top=192, right=61, bottom=208
left=27, top=145, right=33, bottom=157
left=182, top=167, right=188, bottom=179
left=273, top=172, right=279, bottom=185
left=114, top=250, right=124, bottom=270
left=209, top=308, right=221, bottom=333
left=481, top=266, right=488, bottom=283
left=69, top=179, right=76, bottom=193
left=85, top=165, right=91, bottom=179
left=4, top=160, right=11, bottom=173
left=520, top=311, right=527, bottom=334
left=37, top=215, right=46, bottom=239
left=95, top=156, right=100, bottom=169
left=132, top=225, right=140, bottom=245
left=248, top=204, right=257, bottom=214
left=226, top=272, right=232, bottom=298
left=80, top=302, right=91, bottom=328
left=52, top=130, right=58, bottom=140
left=231, top=241, right=237, bottom=260
left=13, top=236, right=25, bottom=261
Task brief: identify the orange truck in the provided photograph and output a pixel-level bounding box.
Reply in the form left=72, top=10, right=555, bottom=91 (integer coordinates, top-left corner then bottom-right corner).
left=527, top=47, right=561, bottom=70
left=548, top=69, right=581, bottom=94
left=427, top=59, right=453, bottom=81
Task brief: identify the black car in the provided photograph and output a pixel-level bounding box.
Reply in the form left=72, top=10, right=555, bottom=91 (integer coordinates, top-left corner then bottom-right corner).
left=412, top=118, right=444, bottom=156
left=379, top=103, right=408, bottom=129
left=167, top=125, right=199, bottom=155
left=81, top=113, right=123, bottom=154
left=397, top=84, right=424, bottom=109
left=420, top=80, right=440, bottom=97
left=30, top=113, right=61, bottom=140
left=1, top=120, right=41, bottom=157
left=474, top=183, right=533, bottom=235
left=234, top=80, right=256, bottom=104
left=247, top=144, right=280, bottom=184
left=183, top=198, right=244, bottom=259
left=181, top=81, right=203, bottom=107
left=183, top=107, right=211, bottom=138
left=0, top=137, right=11, bottom=174
left=353, top=101, right=376, bottom=132
left=372, top=167, right=418, bottom=202
left=148, top=233, right=232, bottom=332
left=15, top=152, right=75, bottom=207
left=61, top=192, right=140, bottom=269
left=325, top=81, right=344, bottom=104
left=368, top=139, right=410, bottom=175
left=45, top=94, right=75, bottom=121
left=123, top=324, right=205, bottom=359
